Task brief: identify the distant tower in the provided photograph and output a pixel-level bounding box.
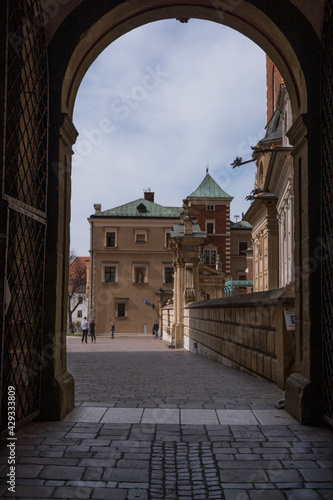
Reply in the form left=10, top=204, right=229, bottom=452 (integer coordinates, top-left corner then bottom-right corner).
left=187, top=172, right=233, bottom=274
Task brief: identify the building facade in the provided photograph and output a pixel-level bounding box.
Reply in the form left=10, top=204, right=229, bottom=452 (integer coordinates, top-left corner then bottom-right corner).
left=187, top=173, right=233, bottom=275
left=88, top=175, right=251, bottom=334
left=245, top=59, right=294, bottom=292
left=187, top=173, right=252, bottom=295
left=88, top=192, right=182, bottom=334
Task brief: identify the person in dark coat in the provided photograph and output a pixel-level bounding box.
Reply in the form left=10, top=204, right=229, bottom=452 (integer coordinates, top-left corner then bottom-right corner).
left=153, top=321, right=159, bottom=339
left=89, top=319, right=96, bottom=342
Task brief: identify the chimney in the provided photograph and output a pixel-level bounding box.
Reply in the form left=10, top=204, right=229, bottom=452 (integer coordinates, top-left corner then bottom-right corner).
left=144, top=190, right=154, bottom=202
left=94, top=204, right=101, bottom=213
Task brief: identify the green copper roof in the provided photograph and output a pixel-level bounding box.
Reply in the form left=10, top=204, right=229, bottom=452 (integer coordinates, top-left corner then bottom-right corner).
left=188, top=173, right=233, bottom=199
left=91, top=198, right=182, bottom=218
left=230, top=220, right=252, bottom=229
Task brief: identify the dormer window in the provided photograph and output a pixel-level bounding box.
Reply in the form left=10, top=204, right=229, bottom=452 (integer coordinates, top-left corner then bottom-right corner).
left=137, top=203, right=147, bottom=213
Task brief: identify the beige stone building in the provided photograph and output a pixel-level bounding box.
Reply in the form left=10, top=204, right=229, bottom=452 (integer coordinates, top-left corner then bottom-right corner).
left=245, top=63, right=294, bottom=293
left=88, top=192, right=182, bottom=334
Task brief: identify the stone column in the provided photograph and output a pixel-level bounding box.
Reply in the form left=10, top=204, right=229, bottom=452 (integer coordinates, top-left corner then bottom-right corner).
left=285, top=114, right=323, bottom=424
left=173, top=261, right=185, bottom=349
left=265, top=208, right=279, bottom=290
left=172, top=245, right=185, bottom=349
left=41, top=113, right=78, bottom=420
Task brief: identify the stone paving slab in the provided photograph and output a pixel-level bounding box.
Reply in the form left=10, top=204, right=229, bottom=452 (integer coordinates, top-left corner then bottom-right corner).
left=141, top=408, right=180, bottom=424
left=62, top=406, right=299, bottom=426
left=253, top=409, right=299, bottom=426
left=63, top=406, right=108, bottom=422
left=101, top=408, right=143, bottom=424
left=0, top=336, right=332, bottom=499
left=217, top=409, right=259, bottom=425
left=181, top=409, right=220, bottom=425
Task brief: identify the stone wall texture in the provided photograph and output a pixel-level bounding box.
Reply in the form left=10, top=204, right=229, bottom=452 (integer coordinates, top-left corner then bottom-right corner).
left=163, top=287, right=295, bottom=389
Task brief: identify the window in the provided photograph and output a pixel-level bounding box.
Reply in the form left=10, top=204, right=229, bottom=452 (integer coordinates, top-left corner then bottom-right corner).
left=204, top=250, right=209, bottom=264
left=104, top=228, right=117, bottom=248
left=239, top=242, right=248, bottom=255
left=105, top=266, right=116, bottom=283
left=77, top=310, right=82, bottom=318
left=115, top=298, right=128, bottom=318
left=206, top=204, right=215, bottom=211
left=137, top=203, right=147, bottom=213
left=164, top=266, right=174, bottom=284
left=103, top=263, right=118, bottom=283
left=136, top=233, right=146, bottom=243
left=203, top=250, right=216, bottom=265
left=133, top=263, right=148, bottom=283
left=78, top=296, right=83, bottom=304
left=117, top=303, right=126, bottom=318
left=165, top=231, right=171, bottom=248
left=206, top=221, right=215, bottom=234
left=78, top=284, right=84, bottom=292
left=134, top=230, right=148, bottom=243
left=106, top=231, right=116, bottom=247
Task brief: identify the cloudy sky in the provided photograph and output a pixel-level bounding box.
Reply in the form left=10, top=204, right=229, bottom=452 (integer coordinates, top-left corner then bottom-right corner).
left=71, top=19, right=266, bottom=256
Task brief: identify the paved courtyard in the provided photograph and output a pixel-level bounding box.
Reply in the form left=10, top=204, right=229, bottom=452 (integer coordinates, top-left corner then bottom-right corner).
left=1, top=336, right=333, bottom=499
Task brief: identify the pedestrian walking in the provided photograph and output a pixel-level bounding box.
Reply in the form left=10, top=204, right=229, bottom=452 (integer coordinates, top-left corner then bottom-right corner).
left=81, top=317, right=89, bottom=343
left=111, top=320, right=115, bottom=339
left=89, top=318, right=96, bottom=342
left=152, top=321, right=159, bottom=339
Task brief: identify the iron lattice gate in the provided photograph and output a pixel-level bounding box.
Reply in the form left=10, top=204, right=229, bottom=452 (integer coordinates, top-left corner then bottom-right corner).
left=322, top=0, right=333, bottom=426
left=0, top=0, right=48, bottom=432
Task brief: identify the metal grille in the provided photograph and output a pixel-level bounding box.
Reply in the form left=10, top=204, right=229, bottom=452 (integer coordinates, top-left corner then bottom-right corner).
left=322, top=0, right=333, bottom=426
left=4, top=0, right=48, bottom=213
left=2, top=210, right=45, bottom=426
left=1, top=0, right=48, bottom=432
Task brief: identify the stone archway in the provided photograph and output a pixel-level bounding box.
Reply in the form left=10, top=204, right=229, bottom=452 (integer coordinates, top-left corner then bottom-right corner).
left=42, top=1, right=323, bottom=424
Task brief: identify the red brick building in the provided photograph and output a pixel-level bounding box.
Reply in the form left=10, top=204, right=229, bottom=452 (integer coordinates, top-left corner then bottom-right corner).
left=187, top=173, right=233, bottom=275
left=265, top=55, right=283, bottom=125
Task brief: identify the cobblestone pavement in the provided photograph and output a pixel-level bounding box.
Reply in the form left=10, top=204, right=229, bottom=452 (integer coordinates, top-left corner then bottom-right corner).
left=1, top=336, right=333, bottom=499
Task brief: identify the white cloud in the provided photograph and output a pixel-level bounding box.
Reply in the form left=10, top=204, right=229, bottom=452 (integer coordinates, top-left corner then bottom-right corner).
left=71, top=19, right=266, bottom=255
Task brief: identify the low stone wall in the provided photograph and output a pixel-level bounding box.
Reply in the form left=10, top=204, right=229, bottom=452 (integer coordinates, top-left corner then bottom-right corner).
left=163, top=287, right=295, bottom=389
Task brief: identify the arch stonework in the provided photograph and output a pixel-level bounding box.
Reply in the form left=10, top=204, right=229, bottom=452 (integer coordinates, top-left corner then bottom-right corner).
left=40, top=1, right=323, bottom=423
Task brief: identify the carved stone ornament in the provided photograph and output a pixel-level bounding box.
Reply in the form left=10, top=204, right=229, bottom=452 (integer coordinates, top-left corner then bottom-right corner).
left=180, top=198, right=192, bottom=223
